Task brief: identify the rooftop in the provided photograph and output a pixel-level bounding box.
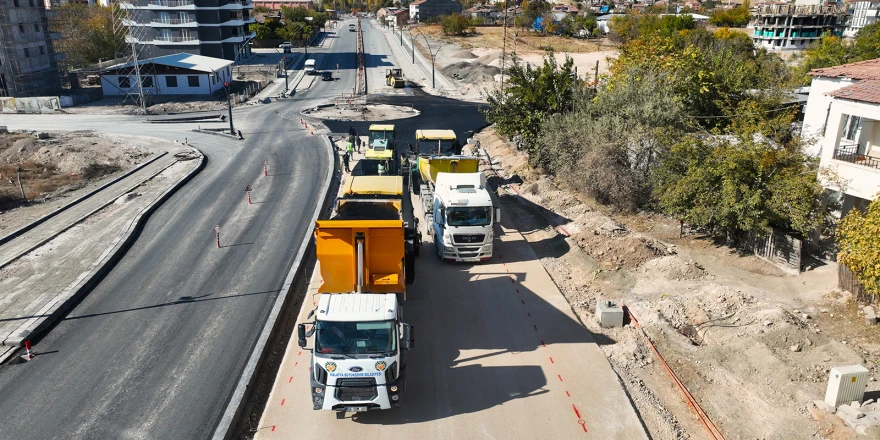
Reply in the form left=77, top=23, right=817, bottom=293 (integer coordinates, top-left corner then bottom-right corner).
left=828, top=80, right=880, bottom=104
left=106, top=53, right=233, bottom=74
left=810, top=58, right=880, bottom=80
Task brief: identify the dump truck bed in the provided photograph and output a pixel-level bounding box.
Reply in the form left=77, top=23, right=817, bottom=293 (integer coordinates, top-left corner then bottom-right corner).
left=417, top=155, right=481, bottom=184
left=314, top=220, right=405, bottom=294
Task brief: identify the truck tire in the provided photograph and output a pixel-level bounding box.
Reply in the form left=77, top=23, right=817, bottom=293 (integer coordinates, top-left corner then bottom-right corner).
left=405, top=252, right=415, bottom=285
left=411, top=171, right=420, bottom=195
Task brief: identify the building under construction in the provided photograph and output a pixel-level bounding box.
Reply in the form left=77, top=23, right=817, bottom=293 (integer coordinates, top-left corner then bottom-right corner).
left=0, top=0, right=63, bottom=97
left=752, top=3, right=849, bottom=51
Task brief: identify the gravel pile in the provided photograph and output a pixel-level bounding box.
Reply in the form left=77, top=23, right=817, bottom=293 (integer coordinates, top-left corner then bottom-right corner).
left=441, top=61, right=501, bottom=83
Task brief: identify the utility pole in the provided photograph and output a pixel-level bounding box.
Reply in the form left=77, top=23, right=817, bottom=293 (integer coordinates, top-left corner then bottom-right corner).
left=16, top=167, right=25, bottom=199
left=225, top=81, right=234, bottom=135
left=282, top=56, right=288, bottom=92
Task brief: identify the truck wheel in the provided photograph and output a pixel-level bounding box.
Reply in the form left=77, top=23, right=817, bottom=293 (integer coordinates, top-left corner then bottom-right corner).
left=411, top=172, right=420, bottom=195
left=405, top=253, right=415, bottom=285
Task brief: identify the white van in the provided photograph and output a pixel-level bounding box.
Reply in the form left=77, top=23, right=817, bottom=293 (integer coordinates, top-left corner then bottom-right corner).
left=304, top=59, right=316, bottom=75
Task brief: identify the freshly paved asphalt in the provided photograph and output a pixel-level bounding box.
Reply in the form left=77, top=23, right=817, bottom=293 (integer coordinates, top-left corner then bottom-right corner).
left=0, top=24, right=365, bottom=440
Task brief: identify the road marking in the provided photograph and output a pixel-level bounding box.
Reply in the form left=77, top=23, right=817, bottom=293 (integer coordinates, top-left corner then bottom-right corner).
left=281, top=399, right=285, bottom=405
left=533, top=324, right=538, bottom=331
left=579, top=419, right=588, bottom=432
left=521, top=300, right=525, bottom=304
left=271, top=426, right=276, bottom=432
left=289, top=376, right=293, bottom=383
left=541, top=340, right=546, bottom=348
left=566, top=390, right=571, bottom=397
left=572, top=404, right=581, bottom=418
left=549, top=357, right=554, bottom=364
left=558, top=374, right=564, bottom=382
left=527, top=313, right=531, bottom=317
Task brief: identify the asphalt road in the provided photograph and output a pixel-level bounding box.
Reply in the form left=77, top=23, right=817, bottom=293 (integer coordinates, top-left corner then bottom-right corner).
left=0, top=25, right=366, bottom=439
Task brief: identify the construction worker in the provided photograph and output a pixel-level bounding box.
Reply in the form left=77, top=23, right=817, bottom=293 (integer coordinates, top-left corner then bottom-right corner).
left=343, top=150, right=351, bottom=173
left=346, top=140, right=354, bottom=157
left=377, top=161, right=386, bottom=176
left=356, top=136, right=362, bottom=153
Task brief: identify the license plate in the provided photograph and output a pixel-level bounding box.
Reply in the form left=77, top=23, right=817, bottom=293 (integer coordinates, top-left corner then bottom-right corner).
left=346, top=406, right=368, bottom=412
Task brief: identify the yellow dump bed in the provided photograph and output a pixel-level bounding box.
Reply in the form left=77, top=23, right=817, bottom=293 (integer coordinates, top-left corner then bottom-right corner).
left=314, top=220, right=405, bottom=294
left=417, top=155, right=481, bottom=184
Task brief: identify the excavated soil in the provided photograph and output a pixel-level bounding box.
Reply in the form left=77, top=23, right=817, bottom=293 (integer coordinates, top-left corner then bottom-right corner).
left=474, top=125, right=880, bottom=440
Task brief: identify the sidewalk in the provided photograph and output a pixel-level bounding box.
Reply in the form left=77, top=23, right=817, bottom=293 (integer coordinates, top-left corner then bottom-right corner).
left=0, top=144, right=204, bottom=363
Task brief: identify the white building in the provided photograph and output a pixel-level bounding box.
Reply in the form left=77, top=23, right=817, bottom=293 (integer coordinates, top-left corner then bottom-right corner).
left=99, top=53, right=233, bottom=96
left=802, top=58, right=880, bottom=215
left=845, top=1, right=880, bottom=38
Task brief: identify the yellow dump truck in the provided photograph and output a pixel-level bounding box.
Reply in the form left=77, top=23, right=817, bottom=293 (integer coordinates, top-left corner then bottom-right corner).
left=332, top=175, right=419, bottom=283
left=299, top=218, right=414, bottom=412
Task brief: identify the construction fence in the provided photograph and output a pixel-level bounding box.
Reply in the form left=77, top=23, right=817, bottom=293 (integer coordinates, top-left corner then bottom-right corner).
left=738, top=229, right=802, bottom=275
left=0, top=97, right=62, bottom=114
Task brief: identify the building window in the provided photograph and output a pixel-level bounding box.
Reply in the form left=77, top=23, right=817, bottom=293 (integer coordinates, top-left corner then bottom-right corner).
left=18, top=24, right=25, bottom=34
left=23, top=48, right=29, bottom=58
left=843, top=114, right=862, bottom=141
left=142, top=76, right=153, bottom=87
left=187, top=75, right=199, bottom=87
left=119, top=76, right=131, bottom=87
left=13, top=0, right=19, bottom=7
left=34, top=24, right=39, bottom=32
left=28, top=0, right=33, bottom=6
left=166, top=76, right=178, bottom=87
left=39, top=46, right=44, bottom=55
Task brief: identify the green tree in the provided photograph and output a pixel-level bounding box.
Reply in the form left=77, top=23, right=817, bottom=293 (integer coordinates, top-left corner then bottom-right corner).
left=50, top=4, right=126, bottom=69
left=441, top=14, right=470, bottom=36
left=793, top=34, right=852, bottom=85
left=837, top=197, right=880, bottom=296
left=852, top=22, right=880, bottom=61
left=709, top=4, right=751, bottom=27
left=482, top=51, right=578, bottom=166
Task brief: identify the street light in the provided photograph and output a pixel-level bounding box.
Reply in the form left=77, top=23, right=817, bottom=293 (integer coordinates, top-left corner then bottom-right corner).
left=411, top=26, right=440, bottom=89
left=233, top=34, right=256, bottom=78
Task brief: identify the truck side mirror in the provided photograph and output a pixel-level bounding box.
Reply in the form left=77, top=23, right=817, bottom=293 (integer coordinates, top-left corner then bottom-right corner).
left=401, top=323, right=415, bottom=350
left=297, top=323, right=307, bottom=348
left=494, top=208, right=501, bottom=224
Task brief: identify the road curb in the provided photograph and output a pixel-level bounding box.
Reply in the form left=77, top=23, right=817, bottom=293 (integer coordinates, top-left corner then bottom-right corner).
left=212, top=134, right=336, bottom=440
left=0, top=148, right=207, bottom=357
left=192, top=128, right=242, bottom=140
left=0, top=151, right=168, bottom=248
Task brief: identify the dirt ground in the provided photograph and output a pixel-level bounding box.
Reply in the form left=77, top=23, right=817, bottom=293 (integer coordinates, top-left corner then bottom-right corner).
left=0, top=131, right=156, bottom=236
left=412, top=25, right=618, bottom=101
left=472, top=126, right=880, bottom=440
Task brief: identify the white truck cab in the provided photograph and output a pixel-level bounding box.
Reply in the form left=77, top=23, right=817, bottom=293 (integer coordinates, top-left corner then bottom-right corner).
left=304, top=58, right=316, bottom=74
left=299, top=293, right=414, bottom=412
left=431, top=172, right=499, bottom=262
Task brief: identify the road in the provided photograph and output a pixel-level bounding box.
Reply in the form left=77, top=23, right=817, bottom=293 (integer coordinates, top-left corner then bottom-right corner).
left=0, top=22, right=366, bottom=440
left=256, top=17, right=648, bottom=439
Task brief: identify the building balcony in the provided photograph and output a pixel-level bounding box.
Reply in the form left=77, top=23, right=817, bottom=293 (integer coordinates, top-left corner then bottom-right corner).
left=148, top=0, right=195, bottom=8
left=152, top=18, right=195, bottom=24
left=154, top=35, right=199, bottom=43
left=834, top=144, right=880, bottom=170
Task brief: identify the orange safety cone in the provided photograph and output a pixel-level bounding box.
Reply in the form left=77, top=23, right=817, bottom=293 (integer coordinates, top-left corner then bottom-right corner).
left=310, top=126, right=314, bottom=135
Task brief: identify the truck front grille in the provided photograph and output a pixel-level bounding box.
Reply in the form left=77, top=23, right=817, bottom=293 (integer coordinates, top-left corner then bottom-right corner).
left=453, top=234, right=485, bottom=244
left=335, top=378, right=378, bottom=402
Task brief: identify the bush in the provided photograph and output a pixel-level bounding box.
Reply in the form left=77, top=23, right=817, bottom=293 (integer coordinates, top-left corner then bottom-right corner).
left=82, top=163, right=122, bottom=180
left=441, top=14, right=470, bottom=36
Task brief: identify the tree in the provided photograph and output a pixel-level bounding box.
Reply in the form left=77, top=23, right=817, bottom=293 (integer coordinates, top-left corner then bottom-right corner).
left=837, top=197, right=880, bottom=297
left=852, top=22, right=880, bottom=61
left=709, top=4, right=751, bottom=27
left=50, top=4, right=126, bottom=70
left=793, top=34, right=852, bottom=85
left=482, top=51, right=578, bottom=166
left=441, top=14, right=470, bottom=36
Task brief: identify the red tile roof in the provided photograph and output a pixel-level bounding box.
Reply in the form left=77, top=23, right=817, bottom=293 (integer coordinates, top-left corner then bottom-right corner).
left=410, top=0, right=426, bottom=4
left=827, top=79, right=880, bottom=104
left=809, top=58, right=880, bottom=80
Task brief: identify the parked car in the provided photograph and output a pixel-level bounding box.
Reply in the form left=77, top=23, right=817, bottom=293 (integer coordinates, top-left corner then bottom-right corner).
left=279, top=42, right=291, bottom=53
left=321, top=71, right=333, bottom=81
left=349, top=23, right=356, bottom=32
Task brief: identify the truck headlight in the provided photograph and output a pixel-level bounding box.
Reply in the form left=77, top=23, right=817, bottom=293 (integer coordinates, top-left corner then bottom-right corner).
left=443, top=232, right=452, bottom=243
left=314, top=387, right=323, bottom=394
left=390, top=385, right=399, bottom=392
left=391, top=395, right=399, bottom=401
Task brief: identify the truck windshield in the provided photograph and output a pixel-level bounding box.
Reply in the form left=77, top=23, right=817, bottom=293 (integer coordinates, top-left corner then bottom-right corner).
left=446, top=207, right=491, bottom=227
left=419, top=140, right=456, bottom=155
left=315, top=320, right=396, bottom=355
left=370, top=131, right=394, bottom=146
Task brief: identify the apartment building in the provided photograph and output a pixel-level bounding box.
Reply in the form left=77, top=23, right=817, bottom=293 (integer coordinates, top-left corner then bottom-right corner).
left=845, top=1, right=880, bottom=38
left=0, top=0, right=63, bottom=97
left=120, top=0, right=256, bottom=61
